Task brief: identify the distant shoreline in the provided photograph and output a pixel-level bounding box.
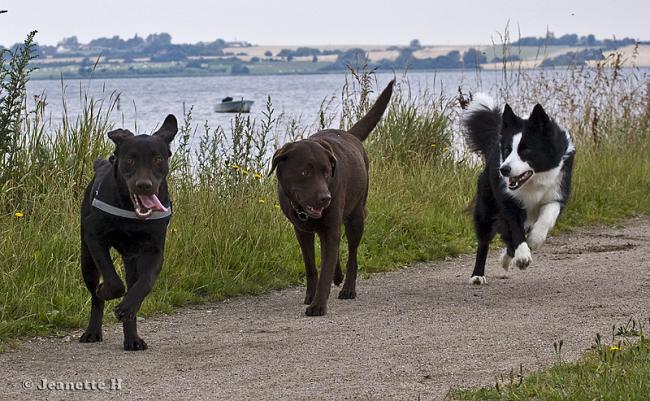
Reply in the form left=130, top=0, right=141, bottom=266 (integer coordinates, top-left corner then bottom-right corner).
left=25, top=65, right=597, bottom=82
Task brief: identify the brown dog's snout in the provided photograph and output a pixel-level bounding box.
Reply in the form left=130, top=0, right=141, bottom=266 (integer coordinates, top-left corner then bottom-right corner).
left=318, top=193, right=332, bottom=208
left=135, top=178, right=153, bottom=193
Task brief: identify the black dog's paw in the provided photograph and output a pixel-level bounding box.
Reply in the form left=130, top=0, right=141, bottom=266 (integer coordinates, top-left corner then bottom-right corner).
left=79, top=331, right=103, bottom=343
left=96, top=281, right=125, bottom=301
left=123, top=337, right=148, bottom=351
left=304, top=291, right=314, bottom=305
left=305, top=303, right=327, bottom=316
left=338, top=288, right=356, bottom=300
left=114, top=302, right=137, bottom=322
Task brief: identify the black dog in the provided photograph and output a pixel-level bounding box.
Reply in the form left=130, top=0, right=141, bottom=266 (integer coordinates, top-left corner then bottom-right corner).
left=462, top=94, right=575, bottom=284
left=270, top=80, right=394, bottom=316
left=79, top=115, right=177, bottom=350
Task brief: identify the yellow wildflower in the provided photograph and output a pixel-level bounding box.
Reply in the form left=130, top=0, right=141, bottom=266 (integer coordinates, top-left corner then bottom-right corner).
left=609, top=345, right=621, bottom=351
left=15, top=212, right=24, bottom=218
left=230, top=164, right=240, bottom=170
left=274, top=204, right=280, bottom=209
left=242, top=169, right=250, bottom=177
left=258, top=198, right=266, bottom=204
left=253, top=173, right=262, bottom=180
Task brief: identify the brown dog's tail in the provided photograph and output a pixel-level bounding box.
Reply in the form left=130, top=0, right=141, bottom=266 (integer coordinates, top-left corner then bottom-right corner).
left=348, top=79, right=395, bottom=142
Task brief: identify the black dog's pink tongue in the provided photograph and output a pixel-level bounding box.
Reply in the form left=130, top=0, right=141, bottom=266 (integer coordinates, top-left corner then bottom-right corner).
left=138, top=194, right=168, bottom=212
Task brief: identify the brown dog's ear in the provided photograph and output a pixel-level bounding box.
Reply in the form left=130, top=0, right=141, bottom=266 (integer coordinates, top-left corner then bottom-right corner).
left=107, top=129, right=134, bottom=145
left=314, top=139, right=337, bottom=177
left=269, top=143, right=295, bottom=176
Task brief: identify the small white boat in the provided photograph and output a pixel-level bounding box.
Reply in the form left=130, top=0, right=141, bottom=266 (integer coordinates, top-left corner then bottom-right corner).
left=214, top=96, right=254, bottom=113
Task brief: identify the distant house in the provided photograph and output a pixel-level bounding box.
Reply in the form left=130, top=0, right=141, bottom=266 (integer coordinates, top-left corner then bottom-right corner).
left=226, top=41, right=252, bottom=48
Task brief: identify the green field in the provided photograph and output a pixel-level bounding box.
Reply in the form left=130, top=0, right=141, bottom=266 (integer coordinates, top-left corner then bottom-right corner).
left=30, top=59, right=336, bottom=80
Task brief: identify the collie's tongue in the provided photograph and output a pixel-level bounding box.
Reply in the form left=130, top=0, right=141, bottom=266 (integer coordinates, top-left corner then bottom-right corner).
left=138, top=194, right=167, bottom=212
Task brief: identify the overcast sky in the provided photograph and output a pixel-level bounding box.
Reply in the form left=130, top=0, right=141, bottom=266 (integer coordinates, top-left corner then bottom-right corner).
left=2, top=0, right=648, bottom=47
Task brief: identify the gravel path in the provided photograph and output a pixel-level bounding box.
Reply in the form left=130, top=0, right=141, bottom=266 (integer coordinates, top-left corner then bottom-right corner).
left=2, top=218, right=649, bottom=400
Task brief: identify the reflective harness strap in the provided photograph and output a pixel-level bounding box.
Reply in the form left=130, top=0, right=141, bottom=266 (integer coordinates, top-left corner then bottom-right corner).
left=91, top=198, right=172, bottom=220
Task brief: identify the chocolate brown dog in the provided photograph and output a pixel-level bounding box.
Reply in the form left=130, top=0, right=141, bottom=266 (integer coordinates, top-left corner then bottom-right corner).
left=270, top=80, right=394, bottom=316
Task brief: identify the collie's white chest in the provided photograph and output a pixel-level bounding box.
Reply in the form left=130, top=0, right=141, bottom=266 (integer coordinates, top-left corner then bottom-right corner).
left=507, top=164, right=564, bottom=229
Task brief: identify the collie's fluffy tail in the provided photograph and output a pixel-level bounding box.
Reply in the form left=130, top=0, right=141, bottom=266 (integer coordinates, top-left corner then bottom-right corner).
left=462, top=93, right=502, bottom=159
left=348, top=79, right=395, bottom=142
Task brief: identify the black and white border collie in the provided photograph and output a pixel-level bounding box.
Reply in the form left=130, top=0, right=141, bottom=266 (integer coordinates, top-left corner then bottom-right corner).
left=462, top=93, right=576, bottom=284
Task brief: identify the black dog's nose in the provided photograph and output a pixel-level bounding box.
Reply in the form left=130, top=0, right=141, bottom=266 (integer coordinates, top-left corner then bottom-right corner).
left=136, top=179, right=153, bottom=192
left=319, top=193, right=332, bottom=206
left=499, top=166, right=511, bottom=177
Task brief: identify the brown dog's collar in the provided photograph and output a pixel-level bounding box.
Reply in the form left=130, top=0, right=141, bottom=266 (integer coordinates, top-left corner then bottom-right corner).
left=290, top=201, right=310, bottom=222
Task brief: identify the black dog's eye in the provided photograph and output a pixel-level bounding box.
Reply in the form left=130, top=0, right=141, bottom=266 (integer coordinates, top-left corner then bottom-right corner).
left=301, top=170, right=311, bottom=177
left=125, top=158, right=135, bottom=167
left=519, top=141, right=535, bottom=156
left=153, top=156, right=164, bottom=166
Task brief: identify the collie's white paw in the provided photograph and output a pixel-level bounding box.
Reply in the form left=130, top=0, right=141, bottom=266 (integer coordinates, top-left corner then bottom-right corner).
left=513, top=243, right=532, bottom=270
left=527, top=227, right=548, bottom=250
left=469, top=275, right=487, bottom=285
left=500, top=248, right=512, bottom=271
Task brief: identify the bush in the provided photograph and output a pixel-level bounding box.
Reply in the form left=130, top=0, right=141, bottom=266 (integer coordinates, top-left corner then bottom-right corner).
left=231, top=64, right=250, bottom=75
left=0, top=30, right=37, bottom=187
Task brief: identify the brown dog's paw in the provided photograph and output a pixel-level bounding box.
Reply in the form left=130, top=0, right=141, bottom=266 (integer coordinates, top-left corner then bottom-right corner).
left=305, top=304, right=327, bottom=316
left=79, top=331, right=103, bottom=343
left=338, top=288, right=356, bottom=300
left=123, top=336, right=148, bottom=351
left=333, top=268, right=343, bottom=286
left=304, top=291, right=314, bottom=305
left=96, top=281, right=125, bottom=301
left=114, top=302, right=137, bottom=322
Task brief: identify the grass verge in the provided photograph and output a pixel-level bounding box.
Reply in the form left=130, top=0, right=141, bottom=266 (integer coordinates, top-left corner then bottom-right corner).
left=448, top=321, right=650, bottom=401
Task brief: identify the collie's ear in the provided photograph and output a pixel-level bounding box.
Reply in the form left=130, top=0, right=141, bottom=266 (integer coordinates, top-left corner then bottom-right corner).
left=107, top=129, right=134, bottom=145
left=529, top=104, right=550, bottom=132
left=269, top=143, right=295, bottom=176
left=314, top=139, right=337, bottom=177
left=502, top=104, right=518, bottom=128
left=154, top=114, right=178, bottom=144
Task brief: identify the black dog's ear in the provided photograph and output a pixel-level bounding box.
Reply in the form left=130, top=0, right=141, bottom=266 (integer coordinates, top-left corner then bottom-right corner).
left=107, top=129, right=134, bottom=145
left=153, top=114, right=178, bottom=144
left=502, top=104, right=518, bottom=128
left=529, top=104, right=550, bottom=132
left=315, top=139, right=337, bottom=177
left=269, top=143, right=295, bottom=176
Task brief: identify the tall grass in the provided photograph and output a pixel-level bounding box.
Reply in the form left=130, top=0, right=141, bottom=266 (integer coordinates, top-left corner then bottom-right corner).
left=0, top=36, right=649, bottom=341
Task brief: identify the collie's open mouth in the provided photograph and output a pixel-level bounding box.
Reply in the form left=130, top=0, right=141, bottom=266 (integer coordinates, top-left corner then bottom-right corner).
left=508, top=170, right=533, bottom=190
left=130, top=193, right=168, bottom=219
left=304, top=205, right=325, bottom=219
